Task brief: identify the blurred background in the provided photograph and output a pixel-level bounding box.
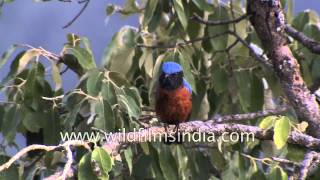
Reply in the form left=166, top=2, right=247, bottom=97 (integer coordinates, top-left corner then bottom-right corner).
left=0, top=0, right=320, bottom=153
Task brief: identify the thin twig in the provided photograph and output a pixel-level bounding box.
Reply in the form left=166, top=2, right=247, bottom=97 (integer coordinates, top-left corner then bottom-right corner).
left=191, top=13, right=249, bottom=26
left=272, top=157, right=299, bottom=166
left=62, top=0, right=90, bottom=29
left=228, top=31, right=273, bottom=68
left=60, top=66, right=69, bottom=75
left=136, top=31, right=230, bottom=49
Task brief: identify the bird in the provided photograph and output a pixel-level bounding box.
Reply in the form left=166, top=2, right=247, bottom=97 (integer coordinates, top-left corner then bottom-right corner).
left=155, top=61, right=192, bottom=143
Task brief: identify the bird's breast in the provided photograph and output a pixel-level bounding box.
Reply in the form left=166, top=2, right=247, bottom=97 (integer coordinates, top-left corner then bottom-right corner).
left=155, top=87, right=192, bottom=124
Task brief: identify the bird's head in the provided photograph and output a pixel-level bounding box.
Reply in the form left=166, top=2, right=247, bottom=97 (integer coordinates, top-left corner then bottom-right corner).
left=159, top=62, right=192, bottom=93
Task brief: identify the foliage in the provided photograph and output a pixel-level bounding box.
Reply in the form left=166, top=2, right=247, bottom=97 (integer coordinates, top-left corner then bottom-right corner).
left=0, top=0, right=320, bottom=179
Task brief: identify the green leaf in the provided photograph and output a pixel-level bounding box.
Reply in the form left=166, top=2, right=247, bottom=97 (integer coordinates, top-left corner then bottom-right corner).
left=139, top=49, right=154, bottom=77
left=157, top=146, right=179, bottom=180
left=22, top=112, right=44, bottom=133
left=212, top=65, right=229, bottom=94
left=0, top=51, right=25, bottom=86
left=207, top=7, right=230, bottom=50
left=81, top=36, right=94, bottom=57
left=67, top=33, right=81, bottom=47
left=259, top=116, right=277, bottom=130
left=303, top=24, right=320, bottom=42
left=102, top=27, right=137, bottom=75
left=236, top=71, right=252, bottom=111
left=148, top=53, right=166, bottom=105
left=91, top=147, right=113, bottom=178
left=121, top=0, right=141, bottom=16
left=124, top=87, right=142, bottom=108
left=312, top=58, right=320, bottom=80
left=292, top=11, right=309, bottom=31
left=107, top=71, right=130, bottom=87
left=87, top=69, right=103, bottom=96
left=43, top=109, right=61, bottom=145
left=0, top=44, right=17, bottom=69
left=274, top=116, right=291, bottom=149
left=286, top=0, right=293, bottom=23
left=140, top=142, right=150, bottom=155
left=67, top=46, right=96, bottom=70
left=23, top=62, right=45, bottom=110
left=143, top=0, right=158, bottom=27
left=0, top=155, right=19, bottom=179
left=119, top=94, right=140, bottom=119
left=146, top=2, right=162, bottom=32
left=173, top=0, right=188, bottom=30
left=280, top=168, right=288, bottom=180
left=78, top=153, right=99, bottom=180
left=64, top=97, right=86, bottom=127
left=2, top=106, right=21, bottom=142
left=124, top=147, right=133, bottom=174
left=268, top=166, right=288, bottom=180
left=51, top=62, right=62, bottom=91
left=17, top=49, right=39, bottom=74
left=192, top=0, right=213, bottom=11
left=178, top=46, right=196, bottom=93
left=94, top=99, right=115, bottom=132
left=292, top=10, right=319, bottom=31
left=101, top=80, right=117, bottom=105
left=172, top=146, right=188, bottom=176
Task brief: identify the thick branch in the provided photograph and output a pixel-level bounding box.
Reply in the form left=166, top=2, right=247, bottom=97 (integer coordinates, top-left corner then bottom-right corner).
left=212, top=106, right=287, bottom=122
left=247, top=0, right=320, bottom=137
left=285, top=25, right=320, bottom=54
left=298, top=151, right=320, bottom=180
left=102, top=120, right=320, bottom=156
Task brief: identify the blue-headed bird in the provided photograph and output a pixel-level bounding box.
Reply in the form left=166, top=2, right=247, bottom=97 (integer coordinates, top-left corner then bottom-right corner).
left=155, top=62, right=192, bottom=141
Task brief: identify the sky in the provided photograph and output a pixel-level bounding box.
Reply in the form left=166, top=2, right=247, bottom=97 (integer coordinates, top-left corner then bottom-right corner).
left=0, top=0, right=320, bottom=152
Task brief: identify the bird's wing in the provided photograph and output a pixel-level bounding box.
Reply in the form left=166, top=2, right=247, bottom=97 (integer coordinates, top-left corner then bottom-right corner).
left=183, top=78, right=192, bottom=94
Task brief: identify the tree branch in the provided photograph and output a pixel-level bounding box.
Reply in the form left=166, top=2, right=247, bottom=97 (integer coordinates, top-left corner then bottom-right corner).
left=1, top=113, right=320, bottom=177
left=0, top=140, right=90, bottom=174
left=247, top=0, right=320, bottom=138
left=285, top=25, right=320, bottom=54
left=137, top=30, right=273, bottom=70
left=190, top=13, right=249, bottom=26
left=139, top=106, right=287, bottom=123
left=298, top=151, right=320, bottom=180
left=228, top=31, right=273, bottom=68
left=62, top=0, right=90, bottom=29
left=136, top=31, right=230, bottom=49
left=101, top=120, right=320, bottom=156
left=212, top=106, right=288, bottom=122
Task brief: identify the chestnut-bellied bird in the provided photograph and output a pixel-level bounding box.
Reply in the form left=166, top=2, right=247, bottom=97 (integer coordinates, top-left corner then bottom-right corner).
left=155, top=61, right=192, bottom=142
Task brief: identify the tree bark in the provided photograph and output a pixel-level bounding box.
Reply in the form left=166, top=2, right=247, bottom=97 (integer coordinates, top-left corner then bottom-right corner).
left=247, top=0, right=320, bottom=137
